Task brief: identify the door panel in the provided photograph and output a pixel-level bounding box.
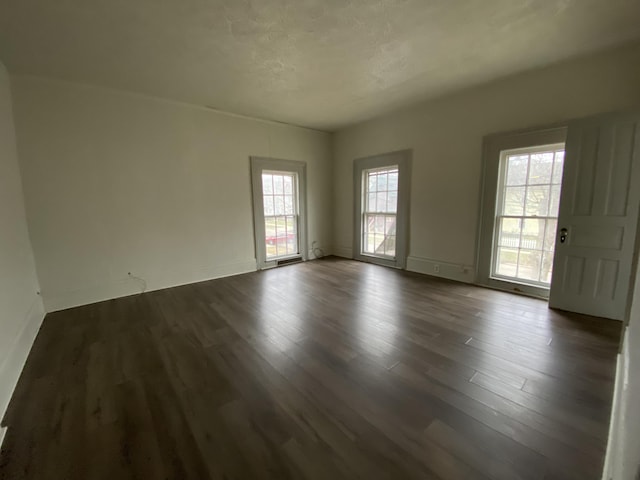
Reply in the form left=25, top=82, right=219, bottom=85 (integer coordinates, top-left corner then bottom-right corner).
left=549, top=113, right=640, bottom=320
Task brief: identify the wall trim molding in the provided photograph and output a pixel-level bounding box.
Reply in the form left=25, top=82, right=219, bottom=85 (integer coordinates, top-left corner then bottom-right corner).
left=0, top=296, right=45, bottom=433
left=406, top=256, right=474, bottom=283
left=42, top=259, right=257, bottom=312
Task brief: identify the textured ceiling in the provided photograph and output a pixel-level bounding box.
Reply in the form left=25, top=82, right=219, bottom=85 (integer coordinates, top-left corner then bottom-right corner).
left=1, top=1, right=640, bottom=131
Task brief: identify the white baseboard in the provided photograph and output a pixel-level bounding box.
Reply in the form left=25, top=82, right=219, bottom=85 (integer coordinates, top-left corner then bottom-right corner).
left=333, top=246, right=353, bottom=259
left=406, top=256, right=474, bottom=283
left=0, top=296, right=45, bottom=429
left=601, top=328, right=628, bottom=480
left=43, top=259, right=257, bottom=312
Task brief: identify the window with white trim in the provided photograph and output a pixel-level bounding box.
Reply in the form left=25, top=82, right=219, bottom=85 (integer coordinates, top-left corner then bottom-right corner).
left=492, top=146, right=565, bottom=286
left=362, top=166, right=398, bottom=258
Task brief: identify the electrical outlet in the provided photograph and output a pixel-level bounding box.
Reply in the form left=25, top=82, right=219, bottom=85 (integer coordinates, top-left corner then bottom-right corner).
left=434, top=264, right=440, bottom=273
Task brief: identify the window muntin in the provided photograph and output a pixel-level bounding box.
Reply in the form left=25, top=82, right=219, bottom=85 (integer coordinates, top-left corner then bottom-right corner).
left=262, top=171, right=299, bottom=259
left=493, top=147, right=565, bottom=286
left=362, top=166, right=398, bottom=258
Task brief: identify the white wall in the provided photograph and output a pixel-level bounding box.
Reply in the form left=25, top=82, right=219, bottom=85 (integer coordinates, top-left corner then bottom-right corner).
left=603, top=256, right=640, bottom=480
left=333, top=42, right=640, bottom=282
left=0, top=61, right=44, bottom=438
left=11, top=77, right=332, bottom=312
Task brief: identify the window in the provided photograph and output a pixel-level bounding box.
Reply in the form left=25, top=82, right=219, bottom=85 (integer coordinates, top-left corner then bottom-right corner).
left=354, top=151, right=410, bottom=269
left=477, top=127, right=567, bottom=298
left=262, top=172, right=299, bottom=259
left=493, top=146, right=565, bottom=286
left=250, top=157, right=307, bottom=269
left=362, top=166, right=398, bottom=258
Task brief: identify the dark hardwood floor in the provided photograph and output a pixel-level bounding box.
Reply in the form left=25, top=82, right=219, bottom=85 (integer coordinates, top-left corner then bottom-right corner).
left=0, top=257, right=621, bottom=479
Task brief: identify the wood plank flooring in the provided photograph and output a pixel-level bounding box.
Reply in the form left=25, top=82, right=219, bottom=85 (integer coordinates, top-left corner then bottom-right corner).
left=0, top=257, right=621, bottom=479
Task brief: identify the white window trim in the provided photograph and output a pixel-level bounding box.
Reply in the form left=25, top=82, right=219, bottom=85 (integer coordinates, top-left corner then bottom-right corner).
left=353, top=150, right=411, bottom=269
left=250, top=157, right=307, bottom=270
left=476, top=127, right=567, bottom=298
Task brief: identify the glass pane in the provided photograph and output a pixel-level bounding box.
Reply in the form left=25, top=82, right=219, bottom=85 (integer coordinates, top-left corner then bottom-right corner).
left=543, top=219, right=557, bottom=251
left=374, top=215, right=385, bottom=234
left=385, top=216, right=396, bottom=235
left=506, top=155, right=528, bottom=186
left=262, top=174, right=273, bottom=194
left=376, top=192, right=388, bottom=212
left=286, top=215, right=296, bottom=234
left=541, top=252, right=554, bottom=284
left=521, top=218, right=545, bottom=250
left=387, top=191, right=398, bottom=213
left=528, top=152, right=554, bottom=184
left=368, top=174, right=377, bottom=193
left=495, top=247, right=518, bottom=277
left=274, top=196, right=284, bottom=215
left=498, top=218, right=521, bottom=248
left=377, top=173, right=388, bottom=191
left=273, top=175, right=284, bottom=194
left=284, top=175, right=293, bottom=194
left=384, top=235, right=396, bottom=257
left=525, top=186, right=550, bottom=216
left=517, top=250, right=542, bottom=282
left=263, top=196, right=274, bottom=216
left=503, top=186, right=525, bottom=215
left=366, top=193, right=376, bottom=212
left=284, top=195, right=294, bottom=215
left=549, top=184, right=561, bottom=217
left=552, top=151, right=565, bottom=184
left=388, top=171, right=398, bottom=191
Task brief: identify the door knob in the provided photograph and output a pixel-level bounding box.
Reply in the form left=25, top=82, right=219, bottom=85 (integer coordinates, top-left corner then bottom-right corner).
left=559, top=228, right=568, bottom=244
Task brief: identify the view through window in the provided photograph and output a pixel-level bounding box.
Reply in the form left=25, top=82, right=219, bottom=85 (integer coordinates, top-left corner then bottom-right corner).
left=262, top=171, right=298, bottom=259
left=362, top=166, right=398, bottom=258
left=493, top=146, right=565, bottom=286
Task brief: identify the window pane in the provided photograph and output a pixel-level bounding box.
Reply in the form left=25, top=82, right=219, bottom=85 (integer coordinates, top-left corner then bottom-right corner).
left=544, top=219, right=557, bottom=251
left=387, top=191, right=398, bottom=213
left=274, top=196, right=285, bottom=215
left=388, top=171, right=398, bottom=190
left=549, top=184, right=561, bottom=217
left=385, top=216, right=396, bottom=235
left=552, top=151, right=565, bottom=184
left=521, top=218, right=545, bottom=250
left=367, top=193, right=376, bottom=212
left=263, top=196, right=274, bottom=216
left=262, top=174, right=273, bottom=194
left=506, top=155, right=528, bottom=186
left=284, top=175, right=293, bottom=194
left=374, top=215, right=385, bottom=234
left=541, top=252, right=554, bottom=284
left=496, top=247, right=518, bottom=277
left=528, top=152, right=554, bottom=184
left=517, top=250, right=542, bottom=282
left=368, top=174, right=377, bottom=193
left=376, top=192, right=387, bottom=212
left=286, top=216, right=296, bottom=234
left=498, top=218, right=521, bottom=248
left=525, top=185, right=550, bottom=216
left=273, top=175, right=284, bottom=194
left=384, top=235, right=396, bottom=257
left=377, top=173, right=388, bottom=191
left=503, top=186, right=525, bottom=215
left=284, top=195, right=294, bottom=215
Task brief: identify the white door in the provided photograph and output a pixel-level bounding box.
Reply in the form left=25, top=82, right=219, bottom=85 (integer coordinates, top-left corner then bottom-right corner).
left=549, top=113, right=640, bottom=320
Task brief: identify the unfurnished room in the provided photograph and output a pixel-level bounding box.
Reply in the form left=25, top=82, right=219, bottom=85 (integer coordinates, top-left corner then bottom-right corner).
left=1, top=1, right=640, bottom=479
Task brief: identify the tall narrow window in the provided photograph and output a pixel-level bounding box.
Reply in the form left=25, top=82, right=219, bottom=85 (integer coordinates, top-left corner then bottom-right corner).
left=251, top=157, right=307, bottom=269
left=492, top=146, right=565, bottom=286
left=262, top=171, right=299, bottom=259
left=354, top=151, right=410, bottom=269
left=362, top=166, right=398, bottom=258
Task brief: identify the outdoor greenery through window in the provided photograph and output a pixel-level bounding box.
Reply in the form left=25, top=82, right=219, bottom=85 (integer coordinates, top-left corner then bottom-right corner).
left=362, top=166, right=398, bottom=258
left=493, top=146, right=565, bottom=286
left=262, top=171, right=298, bottom=259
